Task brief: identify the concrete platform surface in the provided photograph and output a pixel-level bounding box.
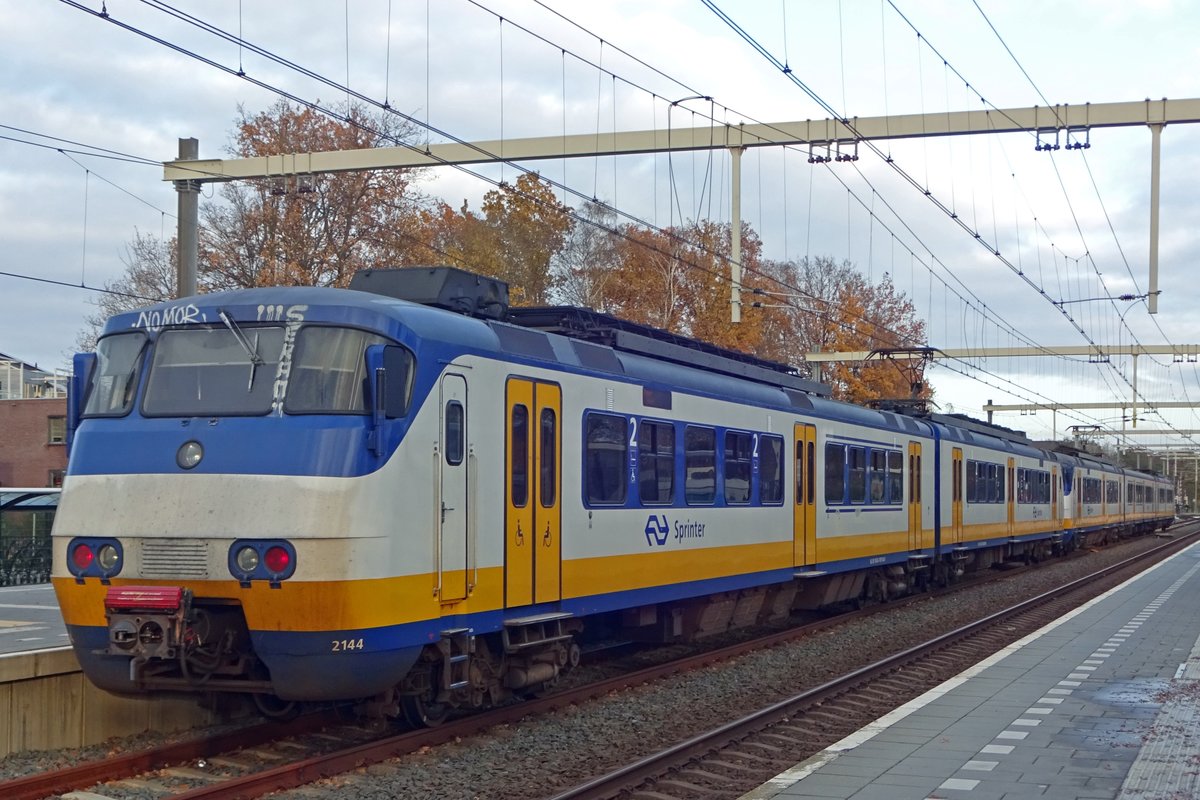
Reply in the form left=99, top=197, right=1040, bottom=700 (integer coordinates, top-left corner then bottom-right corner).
left=0, top=583, right=68, bottom=655
left=742, top=543, right=1200, bottom=800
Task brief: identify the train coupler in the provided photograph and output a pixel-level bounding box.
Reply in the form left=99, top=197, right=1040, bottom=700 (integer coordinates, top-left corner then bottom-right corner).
left=102, top=585, right=192, bottom=661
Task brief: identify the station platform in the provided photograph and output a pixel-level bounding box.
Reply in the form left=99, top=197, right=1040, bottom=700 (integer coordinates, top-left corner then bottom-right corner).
left=742, top=541, right=1200, bottom=800
left=0, top=583, right=68, bottom=655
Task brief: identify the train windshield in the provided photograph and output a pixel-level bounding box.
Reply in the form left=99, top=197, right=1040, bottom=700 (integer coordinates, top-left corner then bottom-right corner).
left=142, top=326, right=286, bottom=416
left=285, top=326, right=401, bottom=413
left=83, top=332, right=147, bottom=417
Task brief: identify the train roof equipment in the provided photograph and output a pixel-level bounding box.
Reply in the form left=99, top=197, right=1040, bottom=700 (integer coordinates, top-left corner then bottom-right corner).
left=506, top=306, right=831, bottom=398
left=349, top=266, right=831, bottom=398
left=349, top=266, right=510, bottom=320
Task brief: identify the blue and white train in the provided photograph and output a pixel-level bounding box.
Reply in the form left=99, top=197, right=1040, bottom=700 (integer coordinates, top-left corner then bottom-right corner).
left=52, top=267, right=1174, bottom=723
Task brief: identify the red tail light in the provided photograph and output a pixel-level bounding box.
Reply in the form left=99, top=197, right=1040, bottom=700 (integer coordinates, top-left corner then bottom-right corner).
left=71, top=543, right=95, bottom=571
left=264, top=546, right=291, bottom=574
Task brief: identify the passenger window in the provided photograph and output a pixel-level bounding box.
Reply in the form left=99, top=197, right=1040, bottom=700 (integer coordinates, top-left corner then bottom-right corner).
left=685, top=426, right=716, bottom=505
left=445, top=401, right=464, bottom=465
left=540, top=408, right=556, bottom=507
left=760, top=435, right=784, bottom=504
left=511, top=405, right=528, bottom=507
left=869, top=450, right=886, bottom=504
left=586, top=413, right=627, bottom=505
left=638, top=421, right=675, bottom=505
left=825, top=443, right=846, bottom=505
left=724, top=431, right=752, bottom=505
left=887, top=450, right=903, bottom=503
left=848, top=446, right=866, bottom=504
left=795, top=441, right=804, bottom=506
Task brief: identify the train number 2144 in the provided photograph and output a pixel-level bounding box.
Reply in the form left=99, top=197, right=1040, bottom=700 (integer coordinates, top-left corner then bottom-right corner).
left=331, top=638, right=365, bottom=652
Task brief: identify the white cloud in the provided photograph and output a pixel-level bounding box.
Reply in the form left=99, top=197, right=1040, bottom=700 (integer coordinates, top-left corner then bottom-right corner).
left=2, top=0, right=1199, bottom=439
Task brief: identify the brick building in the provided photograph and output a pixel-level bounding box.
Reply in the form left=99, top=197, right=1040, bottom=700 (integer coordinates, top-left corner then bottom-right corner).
left=0, top=354, right=69, bottom=488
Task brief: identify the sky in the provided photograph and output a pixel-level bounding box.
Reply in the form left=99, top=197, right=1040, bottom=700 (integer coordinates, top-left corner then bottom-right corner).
left=3, top=0, right=1200, bottom=450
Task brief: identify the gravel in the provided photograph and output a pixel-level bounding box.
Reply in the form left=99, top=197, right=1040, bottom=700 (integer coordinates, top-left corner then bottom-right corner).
left=279, top=535, right=1173, bottom=800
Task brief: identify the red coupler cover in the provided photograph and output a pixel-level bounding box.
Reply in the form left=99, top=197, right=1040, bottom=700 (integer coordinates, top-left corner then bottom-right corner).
left=105, top=586, right=184, bottom=612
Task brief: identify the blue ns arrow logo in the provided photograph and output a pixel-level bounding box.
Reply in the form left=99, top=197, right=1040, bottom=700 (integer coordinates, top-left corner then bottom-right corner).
left=644, top=514, right=669, bottom=546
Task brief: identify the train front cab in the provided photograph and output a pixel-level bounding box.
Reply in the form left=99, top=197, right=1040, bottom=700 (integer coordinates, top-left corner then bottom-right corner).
left=52, top=297, right=447, bottom=709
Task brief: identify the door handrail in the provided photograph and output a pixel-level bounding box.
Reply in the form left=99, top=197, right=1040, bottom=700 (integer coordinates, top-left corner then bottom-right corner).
left=433, top=445, right=442, bottom=597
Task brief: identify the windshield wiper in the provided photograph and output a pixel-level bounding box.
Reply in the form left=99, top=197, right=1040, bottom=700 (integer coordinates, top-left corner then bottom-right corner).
left=218, top=309, right=264, bottom=390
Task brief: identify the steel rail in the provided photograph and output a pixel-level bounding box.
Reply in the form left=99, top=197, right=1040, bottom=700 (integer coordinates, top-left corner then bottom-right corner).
left=4, top=524, right=1192, bottom=799
left=0, top=710, right=342, bottom=800
left=546, top=523, right=1200, bottom=799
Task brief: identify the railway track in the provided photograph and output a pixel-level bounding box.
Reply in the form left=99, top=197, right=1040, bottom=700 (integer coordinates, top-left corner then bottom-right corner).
left=548, top=523, right=1200, bottom=800
left=3, top=527, right=1193, bottom=799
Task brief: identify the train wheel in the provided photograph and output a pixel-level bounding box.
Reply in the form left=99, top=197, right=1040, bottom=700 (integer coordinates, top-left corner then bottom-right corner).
left=402, top=694, right=449, bottom=728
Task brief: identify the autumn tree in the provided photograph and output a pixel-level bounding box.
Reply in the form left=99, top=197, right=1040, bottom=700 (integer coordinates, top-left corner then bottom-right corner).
left=407, top=200, right=492, bottom=271
left=759, top=256, right=929, bottom=404
left=480, top=174, right=573, bottom=305
left=408, top=173, right=574, bottom=305
left=596, top=218, right=773, bottom=355
left=554, top=200, right=621, bottom=309
left=77, top=230, right=176, bottom=350
left=603, top=224, right=688, bottom=330
left=78, top=100, right=434, bottom=348
left=201, top=99, right=429, bottom=290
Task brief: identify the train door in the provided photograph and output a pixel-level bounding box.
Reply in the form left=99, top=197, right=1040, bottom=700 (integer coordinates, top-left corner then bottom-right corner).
left=950, top=448, right=964, bottom=545
left=793, top=423, right=817, bottom=566
left=907, top=442, right=922, bottom=550
left=439, top=374, right=469, bottom=602
left=1006, top=458, right=1015, bottom=537
left=1051, top=467, right=1059, bottom=526
left=505, top=378, right=562, bottom=607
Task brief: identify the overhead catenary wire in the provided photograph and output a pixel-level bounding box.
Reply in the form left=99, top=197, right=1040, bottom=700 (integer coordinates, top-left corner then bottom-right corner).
left=52, top=0, right=1137, bottom=433
left=960, top=1, right=1187, bottom=428
left=703, top=0, right=1107, bottom=356
left=473, top=0, right=1100, bottom=373
left=124, top=0, right=1113, bottom=424
left=703, top=0, right=1188, bottom=440
left=0, top=269, right=164, bottom=303
left=904, top=2, right=1168, bottom=377
left=460, top=0, right=1070, bottom=359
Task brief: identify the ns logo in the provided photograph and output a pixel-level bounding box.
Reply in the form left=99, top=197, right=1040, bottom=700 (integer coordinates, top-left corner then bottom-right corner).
left=644, top=515, right=669, bottom=546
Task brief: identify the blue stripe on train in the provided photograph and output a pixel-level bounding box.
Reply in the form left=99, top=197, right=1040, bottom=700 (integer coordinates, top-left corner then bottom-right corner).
left=67, top=624, right=425, bottom=701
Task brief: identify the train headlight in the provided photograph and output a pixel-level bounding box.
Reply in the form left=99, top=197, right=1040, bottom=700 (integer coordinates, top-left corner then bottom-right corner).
left=97, top=544, right=120, bottom=571
left=235, top=546, right=259, bottom=573
left=177, top=440, right=203, bottom=469
left=71, top=543, right=95, bottom=572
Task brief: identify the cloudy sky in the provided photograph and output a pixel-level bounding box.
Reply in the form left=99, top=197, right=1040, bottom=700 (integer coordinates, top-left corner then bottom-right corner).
left=3, top=0, right=1199, bottom=447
